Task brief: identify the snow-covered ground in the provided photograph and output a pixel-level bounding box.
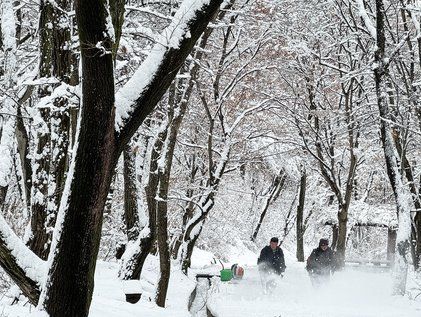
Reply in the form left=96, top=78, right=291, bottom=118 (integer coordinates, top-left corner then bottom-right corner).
left=1, top=248, right=420, bottom=316
left=207, top=263, right=421, bottom=317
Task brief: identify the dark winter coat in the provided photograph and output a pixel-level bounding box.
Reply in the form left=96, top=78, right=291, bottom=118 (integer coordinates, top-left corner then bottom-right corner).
left=306, top=247, right=336, bottom=275
left=257, top=246, right=286, bottom=275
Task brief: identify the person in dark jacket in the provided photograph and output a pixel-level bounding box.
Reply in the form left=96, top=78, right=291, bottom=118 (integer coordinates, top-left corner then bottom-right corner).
left=257, top=237, right=286, bottom=293
left=306, top=238, right=336, bottom=287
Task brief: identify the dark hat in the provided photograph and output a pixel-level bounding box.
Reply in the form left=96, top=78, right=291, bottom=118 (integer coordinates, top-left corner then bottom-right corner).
left=270, top=237, right=279, bottom=243
left=319, top=238, right=329, bottom=246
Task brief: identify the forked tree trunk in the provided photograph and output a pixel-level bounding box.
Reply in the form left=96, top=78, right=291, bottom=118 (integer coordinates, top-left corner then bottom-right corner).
left=251, top=169, right=286, bottom=242
left=119, top=132, right=162, bottom=281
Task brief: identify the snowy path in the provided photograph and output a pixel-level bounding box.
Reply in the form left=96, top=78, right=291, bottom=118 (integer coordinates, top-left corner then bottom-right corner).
left=207, top=263, right=421, bottom=317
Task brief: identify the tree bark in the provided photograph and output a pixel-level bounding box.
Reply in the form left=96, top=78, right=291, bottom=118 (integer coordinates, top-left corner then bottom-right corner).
left=40, top=0, right=117, bottom=315
left=296, top=167, right=306, bottom=262
left=28, top=0, right=72, bottom=260
left=109, top=0, right=125, bottom=58
left=387, top=227, right=397, bottom=263
left=123, top=145, right=140, bottom=241
left=156, top=165, right=171, bottom=307
left=15, top=105, right=32, bottom=210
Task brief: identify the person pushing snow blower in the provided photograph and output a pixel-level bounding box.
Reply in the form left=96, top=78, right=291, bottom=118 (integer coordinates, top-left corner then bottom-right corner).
left=257, top=237, right=286, bottom=294
left=306, top=238, right=337, bottom=287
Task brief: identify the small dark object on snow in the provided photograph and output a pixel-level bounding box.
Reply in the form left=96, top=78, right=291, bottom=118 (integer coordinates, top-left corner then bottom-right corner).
left=125, top=293, right=141, bottom=304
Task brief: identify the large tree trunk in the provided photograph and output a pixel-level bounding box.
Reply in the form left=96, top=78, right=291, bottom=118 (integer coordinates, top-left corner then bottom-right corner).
left=374, top=0, right=412, bottom=295
left=39, top=0, right=117, bottom=314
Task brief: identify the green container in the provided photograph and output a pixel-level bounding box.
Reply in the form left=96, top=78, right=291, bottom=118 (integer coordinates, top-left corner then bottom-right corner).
left=220, top=269, right=233, bottom=282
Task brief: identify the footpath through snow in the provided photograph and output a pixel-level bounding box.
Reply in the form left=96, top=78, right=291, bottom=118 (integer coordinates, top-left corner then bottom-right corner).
left=207, top=263, right=421, bottom=317
left=1, top=254, right=421, bottom=316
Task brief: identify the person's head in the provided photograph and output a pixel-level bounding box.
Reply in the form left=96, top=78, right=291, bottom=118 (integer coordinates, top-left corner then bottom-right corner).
left=319, top=238, right=329, bottom=251
left=270, top=237, right=279, bottom=250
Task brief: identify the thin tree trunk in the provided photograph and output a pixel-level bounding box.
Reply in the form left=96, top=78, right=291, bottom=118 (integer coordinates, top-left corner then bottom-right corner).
left=119, top=132, right=163, bottom=281
left=109, top=0, right=125, bottom=58
left=296, top=167, right=306, bottom=262
left=123, top=145, right=140, bottom=241
left=251, top=169, right=286, bottom=242
left=156, top=170, right=171, bottom=307
left=330, top=224, right=338, bottom=251
left=374, top=0, right=412, bottom=295
left=387, top=227, right=397, bottom=263
left=394, top=133, right=421, bottom=270
left=15, top=105, right=32, bottom=210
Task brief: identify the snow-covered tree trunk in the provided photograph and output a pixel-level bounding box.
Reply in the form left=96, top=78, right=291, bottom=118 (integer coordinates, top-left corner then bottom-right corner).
left=38, top=0, right=117, bottom=314
left=374, top=0, right=412, bottom=295
left=0, top=0, right=17, bottom=209
left=0, top=214, right=44, bottom=304
left=118, top=133, right=151, bottom=279
left=123, top=144, right=140, bottom=242
left=27, top=0, right=73, bottom=260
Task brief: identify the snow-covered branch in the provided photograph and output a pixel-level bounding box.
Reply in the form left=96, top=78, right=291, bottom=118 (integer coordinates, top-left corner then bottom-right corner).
left=115, top=0, right=224, bottom=145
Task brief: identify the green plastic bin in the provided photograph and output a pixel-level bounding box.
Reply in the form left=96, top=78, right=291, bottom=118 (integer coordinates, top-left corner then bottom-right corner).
left=220, top=269, right=233, bottom=282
